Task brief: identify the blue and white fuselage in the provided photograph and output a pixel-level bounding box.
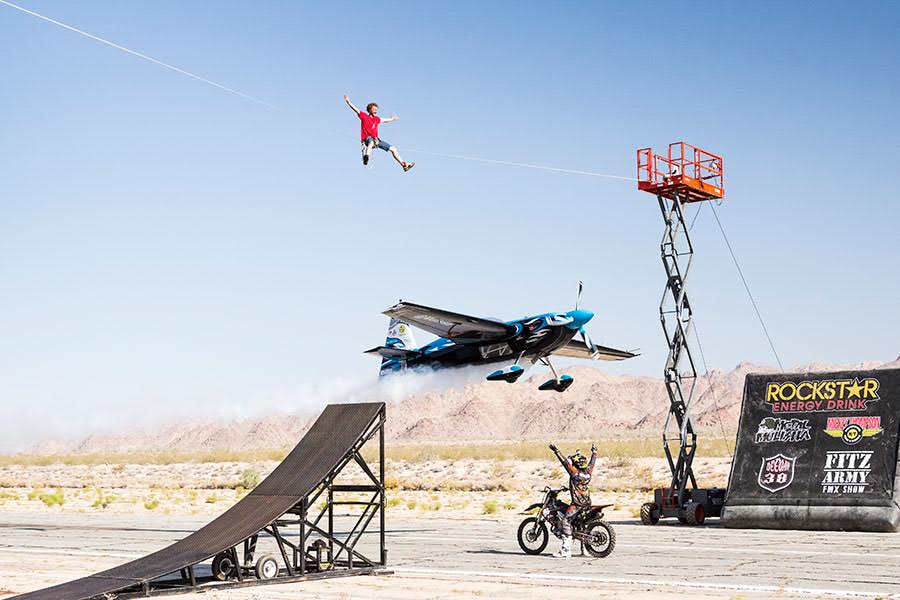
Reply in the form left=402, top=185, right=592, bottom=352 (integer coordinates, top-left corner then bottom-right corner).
left=366, top=302, right=635, bottom=393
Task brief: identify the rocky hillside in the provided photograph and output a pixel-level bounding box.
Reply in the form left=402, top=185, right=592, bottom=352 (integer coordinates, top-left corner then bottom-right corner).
left=28, top=358, right=900, bottom=454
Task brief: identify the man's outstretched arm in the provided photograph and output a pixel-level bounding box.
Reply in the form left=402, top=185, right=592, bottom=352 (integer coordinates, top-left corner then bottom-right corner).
left=343, top=95, right=361, bottom=114
left=380, top=115, right=400, bottom=124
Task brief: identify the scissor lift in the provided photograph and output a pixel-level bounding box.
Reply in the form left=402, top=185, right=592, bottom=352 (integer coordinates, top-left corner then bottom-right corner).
left=637, top=143, right=727, bottom=525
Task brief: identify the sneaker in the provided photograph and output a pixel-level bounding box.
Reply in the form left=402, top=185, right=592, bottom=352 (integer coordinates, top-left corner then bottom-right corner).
left=402, top=162, right=415, bottom=172
left=363, top=155, right=369, bottom=166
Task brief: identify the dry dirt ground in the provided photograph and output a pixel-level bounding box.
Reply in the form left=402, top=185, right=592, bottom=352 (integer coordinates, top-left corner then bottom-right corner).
left=1, top=458, right=900, bottom=599
left=0, top=456, right=733, bottom=521
left=1, top=511, right=899, bottom=600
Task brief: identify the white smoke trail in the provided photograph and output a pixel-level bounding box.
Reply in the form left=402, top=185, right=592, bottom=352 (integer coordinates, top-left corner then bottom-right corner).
left=8, top=366, right=491, bottom=453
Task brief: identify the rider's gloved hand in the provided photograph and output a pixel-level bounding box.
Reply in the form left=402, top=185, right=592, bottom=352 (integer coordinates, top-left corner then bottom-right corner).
left=591, top=444, right=597, bottom=453
left=549, top=444, right=558, bottom=452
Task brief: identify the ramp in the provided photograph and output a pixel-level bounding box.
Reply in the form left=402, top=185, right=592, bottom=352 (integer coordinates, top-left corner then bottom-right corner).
left=722, top=369, right=900, bottom=532
left=13, top=402, right=387, bottom=599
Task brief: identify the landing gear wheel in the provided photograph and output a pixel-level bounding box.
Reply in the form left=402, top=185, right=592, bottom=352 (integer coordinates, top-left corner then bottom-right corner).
left=582, top=519, right=616, bottom=558
left=212, top=552, right=236, bottom=581
left=640, top=502, right=659, bottom=525
left=684, top=501, right=705, bottom=526
left=255, top=554, right=279, bottom=580
left=516, top=517, right=549, bottom=555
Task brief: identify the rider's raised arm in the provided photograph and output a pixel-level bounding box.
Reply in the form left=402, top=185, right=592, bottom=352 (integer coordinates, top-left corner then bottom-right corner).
left=549, top=444, right=571, bottom=471
left=343, top=95, right=361, bottom=115
left=588, top=444, right=598, bottom=474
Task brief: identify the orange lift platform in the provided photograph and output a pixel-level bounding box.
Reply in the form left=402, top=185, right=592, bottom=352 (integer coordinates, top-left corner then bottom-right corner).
left=637, top=142, right=724, bottom=203
left=637, top=142, right=727, bottom=526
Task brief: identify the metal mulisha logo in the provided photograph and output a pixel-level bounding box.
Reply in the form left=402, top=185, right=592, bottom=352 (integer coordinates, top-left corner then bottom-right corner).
left=755, top=417, right=811, bottom=443
left=765, top=377, right=879, bottom=413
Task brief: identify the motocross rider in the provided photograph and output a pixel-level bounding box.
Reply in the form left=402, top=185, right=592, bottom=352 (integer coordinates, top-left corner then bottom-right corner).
left=549, top=443, right=597, bottom=558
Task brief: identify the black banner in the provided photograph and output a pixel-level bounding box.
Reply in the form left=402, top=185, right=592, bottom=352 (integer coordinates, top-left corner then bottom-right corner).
left=726, top=369, right=900, bottom=507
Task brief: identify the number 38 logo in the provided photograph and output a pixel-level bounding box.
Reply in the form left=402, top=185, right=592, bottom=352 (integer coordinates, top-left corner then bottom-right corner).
left=757, top=454, right=797, bottom=493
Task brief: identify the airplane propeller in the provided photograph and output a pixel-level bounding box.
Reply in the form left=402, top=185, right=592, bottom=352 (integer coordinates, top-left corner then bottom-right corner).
left=575, top=280, right=598, bottom=358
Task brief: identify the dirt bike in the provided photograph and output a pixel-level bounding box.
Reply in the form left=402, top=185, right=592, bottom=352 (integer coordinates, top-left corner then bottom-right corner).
left=517, top=486, right=616, bottom=558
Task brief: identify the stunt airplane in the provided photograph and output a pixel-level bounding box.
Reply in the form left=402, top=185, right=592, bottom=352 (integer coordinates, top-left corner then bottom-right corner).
left=365, top=284, right=637, bottom=392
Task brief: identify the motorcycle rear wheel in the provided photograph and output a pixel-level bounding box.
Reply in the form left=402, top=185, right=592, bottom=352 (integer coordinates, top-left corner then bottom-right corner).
left=582, top=519, right=616, bottom=558
left=517, top=517, right=549, bottom=555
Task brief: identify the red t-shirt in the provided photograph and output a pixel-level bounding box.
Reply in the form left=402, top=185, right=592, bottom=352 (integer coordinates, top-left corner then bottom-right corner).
left=358, top=111, right=381, bottom=141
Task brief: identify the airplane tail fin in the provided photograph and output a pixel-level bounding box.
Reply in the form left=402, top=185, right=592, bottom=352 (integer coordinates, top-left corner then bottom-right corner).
left=380, top=318, right=418, bottom=373
left=385, top=318, right=417, bottom=352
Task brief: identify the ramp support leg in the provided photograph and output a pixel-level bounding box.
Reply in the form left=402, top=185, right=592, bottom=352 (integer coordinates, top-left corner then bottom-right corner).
left=230, top=546, right=243, bottom=582
left=380, top=408, right=387, bottom=566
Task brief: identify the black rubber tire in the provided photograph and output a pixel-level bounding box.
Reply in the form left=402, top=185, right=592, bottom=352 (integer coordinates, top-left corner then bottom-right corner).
left=582, top=519, right=616, bottom=558
left=640, top=502, right=659, bottom=525
left=211, top=552, right=236, bottom=581
left=684, top=501, right=705, bottom=526
left=517, top=517, right=549, bottom=555
left=255, top=554, right=279, bottom=580
left=676, top=515, right=688, bottom=524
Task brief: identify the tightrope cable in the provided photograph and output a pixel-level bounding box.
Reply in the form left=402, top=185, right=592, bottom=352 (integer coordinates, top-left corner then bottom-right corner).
left=0, top=0, right=282, bottom=111
left=1, top=0, right=638, bottom=183
left=710, top=202, right=784, bottom=371
left=693, top=321, right=735, bottom=455
left=405, top=148, right=636, bottom=181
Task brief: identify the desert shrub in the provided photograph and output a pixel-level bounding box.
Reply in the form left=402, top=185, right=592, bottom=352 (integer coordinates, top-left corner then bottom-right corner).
left=205, top=495, right=218, bottom=504
left=607, top=456, right=634, bottom=469
left=0, top=489, right=20, bottom=500
left=27, top=487, right=44, bottom=501
left=92, top=490, right=115, bottom=509
left=144, top=498, right=159, bottom=510
left=384, top=476, right=400, bottom=490
left=502, top=502, right=516, bottom=511
left=427, top=501, right=441, bottom=511
left=406, top=500, right=417, bottom=510
left=39, top=489, right=65, bottom=507
left=489, top=461, right=514, bottom=479
left=482, top=499, right=498, bottom=514
left=386, top=497, right=403, bottom=508
left=238, top=468, right=260, bottom=490
left=631, top=466, right=656, bottom=491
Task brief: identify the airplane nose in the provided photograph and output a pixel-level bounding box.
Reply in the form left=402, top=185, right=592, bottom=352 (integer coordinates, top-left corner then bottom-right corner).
left=565, top=309, right=594, bottom=329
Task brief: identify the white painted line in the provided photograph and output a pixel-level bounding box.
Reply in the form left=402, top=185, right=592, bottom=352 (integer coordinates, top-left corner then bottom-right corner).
left=390, top=535, right=900, bottom=560
left=394, top=567, right=892, bottom=598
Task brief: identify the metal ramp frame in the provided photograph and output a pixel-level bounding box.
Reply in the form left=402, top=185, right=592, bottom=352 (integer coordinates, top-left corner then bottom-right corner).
left=12, top=402, right=387, bottom=599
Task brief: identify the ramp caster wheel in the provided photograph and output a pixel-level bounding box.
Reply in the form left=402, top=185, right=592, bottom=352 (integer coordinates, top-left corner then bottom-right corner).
left=684, top=501, right=705, bottom=526
left=640, top=502, right=659, bottom=525
left=212, top=552, right=236, bottom=581
left=255, top=554, right=279, bottom=580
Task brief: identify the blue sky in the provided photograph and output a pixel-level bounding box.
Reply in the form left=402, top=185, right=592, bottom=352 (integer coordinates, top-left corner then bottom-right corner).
left=1, top=1, right=898, bottom=451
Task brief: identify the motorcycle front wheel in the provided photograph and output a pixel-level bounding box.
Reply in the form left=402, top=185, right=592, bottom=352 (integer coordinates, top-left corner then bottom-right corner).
left=582, top=519, right=616, bottom=558
left=517, top=517, right=549, bottom=555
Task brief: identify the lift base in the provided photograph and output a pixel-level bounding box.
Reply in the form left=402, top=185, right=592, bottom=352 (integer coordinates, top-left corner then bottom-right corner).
left=641, top=488, right=726, bottom=526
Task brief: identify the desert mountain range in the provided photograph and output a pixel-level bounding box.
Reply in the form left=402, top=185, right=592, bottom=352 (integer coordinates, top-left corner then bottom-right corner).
left=29, top=358, right=900, bottom=455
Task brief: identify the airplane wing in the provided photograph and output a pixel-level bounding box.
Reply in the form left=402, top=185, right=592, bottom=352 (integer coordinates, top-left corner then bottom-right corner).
left=364, top=346, right=422, bottom=360
left=554, top=338, right=639, bottom=361
left=383, top=302, right=516, bottom=344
